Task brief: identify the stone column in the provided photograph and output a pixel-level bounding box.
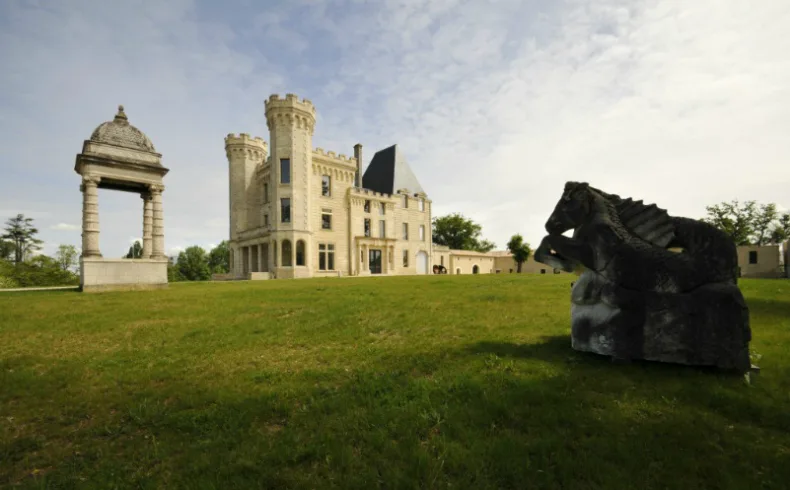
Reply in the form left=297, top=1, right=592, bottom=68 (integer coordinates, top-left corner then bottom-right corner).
left=150, top=184, right=166, bottom=259
left=81, top=174, right=102, bottom=258
left=141, top=192, right=153, bottom=259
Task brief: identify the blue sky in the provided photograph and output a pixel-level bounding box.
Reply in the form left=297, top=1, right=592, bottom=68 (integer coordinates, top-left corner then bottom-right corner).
left=1, top=0, right=788, bottom=258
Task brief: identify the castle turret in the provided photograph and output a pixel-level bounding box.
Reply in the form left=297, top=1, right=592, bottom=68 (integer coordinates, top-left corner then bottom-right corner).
left=225, top=133, right=267, bottom=240
left=264, top=94, right=316, bottom=276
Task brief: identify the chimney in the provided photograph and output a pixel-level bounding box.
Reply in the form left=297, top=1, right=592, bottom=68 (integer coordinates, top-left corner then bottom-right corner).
left=353, top=143, right=363, bottom=187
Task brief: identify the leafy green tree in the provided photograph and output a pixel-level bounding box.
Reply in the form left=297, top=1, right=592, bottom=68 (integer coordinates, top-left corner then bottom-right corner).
left=704, top=200, right=788, bottom=246
left=506, top=234, right=532, bottom=272
left=208, top=241, right=230, bottom=273
left=55, top=244, right=79, bottom=272
left=176, top=246, right=211, bottom=281
left=432, top=213, right=495, bottom=252
left=167, top=262, right=185, bottom=282
left=769, top=213, right=790, bottom=244
left=1, top=254, right=78, bottom=287
left=2, top=214, right=43, bottom=264
left=751, top=203, right=778, bottom=246
left=126, top=240, right=143, bottom=259
left=0, top=239, right=13, bottom=261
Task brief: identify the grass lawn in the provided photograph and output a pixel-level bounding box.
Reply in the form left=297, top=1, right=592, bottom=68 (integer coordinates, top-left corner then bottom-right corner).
left=1, top=274, right=789, bottom=489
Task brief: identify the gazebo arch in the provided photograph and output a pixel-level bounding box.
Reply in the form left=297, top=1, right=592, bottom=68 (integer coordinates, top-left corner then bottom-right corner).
left=74, top=105, right=170, bottom=292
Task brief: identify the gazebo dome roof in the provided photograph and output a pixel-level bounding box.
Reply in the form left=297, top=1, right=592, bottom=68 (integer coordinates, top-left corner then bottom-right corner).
left=89, top=105, right=157, bottom=153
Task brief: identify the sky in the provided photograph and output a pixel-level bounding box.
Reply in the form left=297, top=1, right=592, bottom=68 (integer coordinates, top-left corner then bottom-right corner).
left=1, top=0, right=788, bottom=258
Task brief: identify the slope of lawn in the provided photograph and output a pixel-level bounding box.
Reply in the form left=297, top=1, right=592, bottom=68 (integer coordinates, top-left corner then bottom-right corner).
left=1, top=274, right=789, bottom=489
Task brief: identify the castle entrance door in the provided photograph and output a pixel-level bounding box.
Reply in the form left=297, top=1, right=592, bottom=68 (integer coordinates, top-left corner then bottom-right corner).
left=369, top=249, right=382, bottom=274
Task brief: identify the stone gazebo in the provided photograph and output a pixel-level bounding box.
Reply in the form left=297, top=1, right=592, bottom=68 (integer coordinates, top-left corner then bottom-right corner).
left=74, top=105, right=170, bottom=291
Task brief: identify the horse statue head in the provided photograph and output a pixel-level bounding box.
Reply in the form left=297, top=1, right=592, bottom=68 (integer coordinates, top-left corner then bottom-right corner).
left=544, top=181, right=599, bottom=236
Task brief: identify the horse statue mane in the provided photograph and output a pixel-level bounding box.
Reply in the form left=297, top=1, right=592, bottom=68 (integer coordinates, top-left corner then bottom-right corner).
left=589, top=185, right=676, bottom=249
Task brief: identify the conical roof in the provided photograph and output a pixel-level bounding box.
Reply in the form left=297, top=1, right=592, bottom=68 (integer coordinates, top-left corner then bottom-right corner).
left=362, top=144, right=425, bottom=195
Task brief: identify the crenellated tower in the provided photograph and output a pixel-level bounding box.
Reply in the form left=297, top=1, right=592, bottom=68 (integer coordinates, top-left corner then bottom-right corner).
left=265, top=93, right=316, bottom=234
left=225, top=133, right=267, bottom=240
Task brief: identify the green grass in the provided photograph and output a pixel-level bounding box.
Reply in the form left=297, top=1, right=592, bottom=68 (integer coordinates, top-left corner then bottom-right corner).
left=1, top=275, right=789, bottom=489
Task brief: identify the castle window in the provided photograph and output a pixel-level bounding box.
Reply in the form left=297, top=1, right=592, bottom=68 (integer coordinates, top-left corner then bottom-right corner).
left=419, top=198, right=424, bottom=211
left=364, top=218, right=371, bottom=237
left=403, top=194, right=408, bottom=208
left=749, top=251, right=758, bottom=264
left=281, top=239, right=292, bottom=267
left=403, top=223, right=409, bottom=240
left=419, top=225, right=425, bottom=241
left=296, top=240, right=305, bottom=266
left=263, top=183, right=269, bottom=203
left=379, top=220, right=386, bottom=238
left=280, top=198, right=290, bottom=223
left=280, top=158, right=290, bottom=184
left=403, top=249, right=409, bottom=267
left=319, top=243, right=335, bottom=270
left=322, top=175, right=331, bottom=196
left=322, top=208, right=332, bottom=230
left=440, top=256, right=444, bottom=266
left=264, top=214, right=269, bottom=227
left=364, top=200, right=371, bottom=213
left=379, top=202, right=386, bottom=215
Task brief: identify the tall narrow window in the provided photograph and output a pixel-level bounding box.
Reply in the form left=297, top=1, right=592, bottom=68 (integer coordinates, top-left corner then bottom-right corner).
left=419, top=225, right=425, bottom=241
left=281, top=239, right=292, bottom=266
left=403, top=249, right=409, bottom=267
left=419, top=198, right=425, bottom=211
left=322, top=175, right=331, bottom=196
left=403, top=194, right=408, bottom=208
left=364, top=218, right=371, bottom=237
left=749, top=251, right=758, bottom=264
left=319, top=243, right=335, bottom=270
left=364, top=200, right=371, bottom=213
left=280, top=158, right=291, bottom=184
left=296, top=240, right=305, bottom=266
left=440, top=255, right=444, bottom=266
left=379, top=202, right=386, bottom=215
left=403, top=223, right=409, bottom=240
left=281, top=198, right=291, bottom=223
left=264, top=214, right=269, bottom=227
left=379, top=220, right=386, bottom=238
left=263, top=183, right=269, bottom=203
left=322, top=208, right=332, bottom=230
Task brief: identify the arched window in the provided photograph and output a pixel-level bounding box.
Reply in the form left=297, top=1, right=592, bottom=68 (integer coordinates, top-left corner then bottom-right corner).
left=473, top=265, right=480, bottom=274
left=282, top=239, right=292, bottom=267
left=456, top=268, right=461, bottom=275
left=296, top=240, right=306, bottom=266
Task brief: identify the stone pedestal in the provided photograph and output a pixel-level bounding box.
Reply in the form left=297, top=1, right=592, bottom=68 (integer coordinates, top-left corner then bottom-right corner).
left=80, top=257, right=168, bottom=292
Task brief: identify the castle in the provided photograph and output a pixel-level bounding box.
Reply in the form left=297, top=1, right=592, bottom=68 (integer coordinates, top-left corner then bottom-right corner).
left=226, top=94, right=434, bottom=279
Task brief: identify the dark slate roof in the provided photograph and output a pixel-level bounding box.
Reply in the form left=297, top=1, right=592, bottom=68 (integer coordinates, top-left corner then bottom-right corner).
left=361, top=144, right=425, bottom=195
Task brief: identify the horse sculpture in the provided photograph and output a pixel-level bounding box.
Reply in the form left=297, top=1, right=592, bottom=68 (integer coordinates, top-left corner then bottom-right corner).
left=535, top=182, right=751, bottom=372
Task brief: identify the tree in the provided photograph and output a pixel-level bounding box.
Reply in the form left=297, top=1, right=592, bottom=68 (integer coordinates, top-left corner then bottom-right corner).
left=176, top=246, right=211, bottom=281
left=432, top=213, right=496, bottom=252
left=55, top=244, right=79, bottom=272
left=506, top=234, right=532, bottom=272
left=2, top=214, right=43, bottom=264
left=751, top=203, right=778, bottom=246
left=703, top=200, right=756, bottom=246
left=126, top=240, right=143, bottom=259
left=208, top=241, right=230, bottom=273
left=0, top=239, right=13, bottom=261
left=769, top=213, right=790, bottom=244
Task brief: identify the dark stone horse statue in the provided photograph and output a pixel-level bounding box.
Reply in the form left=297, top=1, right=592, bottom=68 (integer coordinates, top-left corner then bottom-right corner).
left=535, top=182, right=751, bottom=372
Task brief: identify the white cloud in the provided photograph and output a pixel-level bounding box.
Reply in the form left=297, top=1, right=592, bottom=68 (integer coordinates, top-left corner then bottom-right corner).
left=50, top=223, right=79, bottom=231
left=1, top=0, right=788, bottom=256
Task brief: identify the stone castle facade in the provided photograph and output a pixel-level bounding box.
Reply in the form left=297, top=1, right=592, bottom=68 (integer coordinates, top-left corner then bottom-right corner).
left=226, top=94, right=433, bottom=279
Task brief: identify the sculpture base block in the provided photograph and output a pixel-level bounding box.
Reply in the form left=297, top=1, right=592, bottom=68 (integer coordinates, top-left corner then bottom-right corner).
left=80, top=257, right=168, bottom=293
left=571, top=272, right=751, bottom=373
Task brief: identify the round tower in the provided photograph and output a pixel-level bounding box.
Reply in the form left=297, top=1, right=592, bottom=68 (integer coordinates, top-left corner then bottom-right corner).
left=264, top=94, right=316, bottom=277
left=225, top=133, right=267, bottom=242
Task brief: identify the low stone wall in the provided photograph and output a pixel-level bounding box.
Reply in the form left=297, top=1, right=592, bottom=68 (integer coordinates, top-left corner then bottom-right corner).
left=211, top=273, right=235, bottom=281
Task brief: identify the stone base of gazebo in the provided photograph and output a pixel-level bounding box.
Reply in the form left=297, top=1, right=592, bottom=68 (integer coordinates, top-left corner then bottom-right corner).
left=80, top=257, right=168, bottom=292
